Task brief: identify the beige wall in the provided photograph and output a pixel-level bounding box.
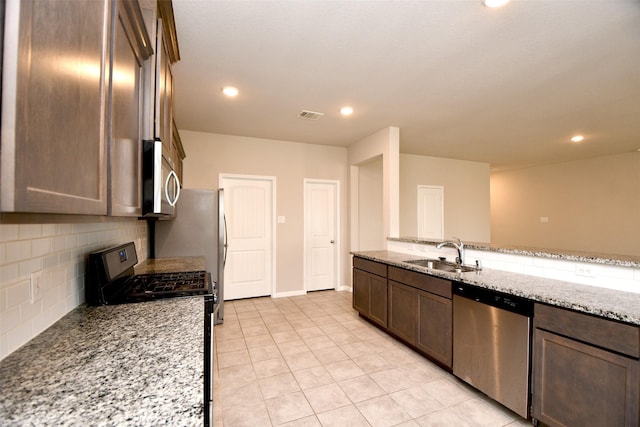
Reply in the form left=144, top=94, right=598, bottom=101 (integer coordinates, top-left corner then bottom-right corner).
left=180, top=130, right=349, bottom=294
left=348, top=127, right=400, bottom=252
left=400, top=154, right=491, bottom=243
left=490, top=151, right=640, bottom=256
left=358, top=156, right=384, bottom=250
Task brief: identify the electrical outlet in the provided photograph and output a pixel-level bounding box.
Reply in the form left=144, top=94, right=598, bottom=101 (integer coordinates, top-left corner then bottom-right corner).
left=575, top=265, right=596, bottom=278
left=30, top=271, right=43, bottom=303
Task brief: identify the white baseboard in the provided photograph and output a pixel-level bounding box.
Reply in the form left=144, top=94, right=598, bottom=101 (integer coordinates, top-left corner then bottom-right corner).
left=272, top=286, right=352, bottom=298
left=272, top=290, right=307, bottom=299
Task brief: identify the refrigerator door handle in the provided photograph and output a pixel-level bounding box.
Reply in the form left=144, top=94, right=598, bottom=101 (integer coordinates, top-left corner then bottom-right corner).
left=223, top=215, right=228, bottom=267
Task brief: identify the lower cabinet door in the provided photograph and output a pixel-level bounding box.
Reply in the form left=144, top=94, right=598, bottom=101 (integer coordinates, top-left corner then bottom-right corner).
left=368, top=274, right=388, bottom=328
left=416, top=290, right=452, bottom=368
left=352, top=268, right=387, bottom=328
left=532, top=328, right=639, bottom=427
left=352, top=269, right=370, bottom=315
left=388, top=281, right=417, bottom=345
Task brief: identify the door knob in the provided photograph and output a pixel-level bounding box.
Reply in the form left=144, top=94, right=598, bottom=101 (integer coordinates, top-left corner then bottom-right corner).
left=330, top=240, right=335, bottom=244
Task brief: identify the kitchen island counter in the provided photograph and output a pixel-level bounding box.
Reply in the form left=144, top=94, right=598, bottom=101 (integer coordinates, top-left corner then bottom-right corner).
left=388, top=237, right=640, bottom=268
left=353, top=250, right=640, bottom=325
left=0, top=297, right=204, bottom=425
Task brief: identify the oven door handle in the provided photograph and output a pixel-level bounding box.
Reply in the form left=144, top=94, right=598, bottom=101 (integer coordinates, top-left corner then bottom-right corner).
left=204, top=296, right=215, bottom=427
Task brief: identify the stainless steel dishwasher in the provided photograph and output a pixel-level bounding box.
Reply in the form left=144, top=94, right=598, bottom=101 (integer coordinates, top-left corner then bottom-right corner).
left=453, top=283, right=534, bottom=419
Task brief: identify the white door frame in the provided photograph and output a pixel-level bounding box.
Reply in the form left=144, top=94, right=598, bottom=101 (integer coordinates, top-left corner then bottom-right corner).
left=219, top=173, right=277, bottom=298
left=303, top=178, right=340, bottom=292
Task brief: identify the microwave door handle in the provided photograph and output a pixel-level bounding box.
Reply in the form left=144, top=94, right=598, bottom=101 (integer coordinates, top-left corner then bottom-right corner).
left=165, top=170, right=181, bottom=207
left=172, top=172, right=181, bottom=206
left=164, top=171, right=174, bottom=206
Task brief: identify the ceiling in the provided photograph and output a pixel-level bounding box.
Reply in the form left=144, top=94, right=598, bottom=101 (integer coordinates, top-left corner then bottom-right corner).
left=171, top=0, right=640, bottom=171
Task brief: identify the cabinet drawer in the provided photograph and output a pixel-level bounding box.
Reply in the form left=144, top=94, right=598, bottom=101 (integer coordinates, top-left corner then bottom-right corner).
left=353, top=257, right=387, bottom=277
left=388, top=266, right=451, bottom=299
left=535, top=303, right=639, bottom=358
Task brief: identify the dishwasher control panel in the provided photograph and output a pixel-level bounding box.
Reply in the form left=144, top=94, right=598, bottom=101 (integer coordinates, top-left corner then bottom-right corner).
left=454, top=283, right=534, bottom=317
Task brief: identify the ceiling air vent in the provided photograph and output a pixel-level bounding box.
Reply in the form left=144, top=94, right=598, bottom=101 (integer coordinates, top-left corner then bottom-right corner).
left=298, top=110, right=324, bottom=120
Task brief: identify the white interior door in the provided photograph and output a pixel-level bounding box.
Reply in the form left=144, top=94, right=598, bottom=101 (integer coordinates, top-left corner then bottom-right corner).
left=221, top=175, right=274, bottom=300
left=418, top=185, right=444, bottom=240
left=305, top=180, right=338, bottom=292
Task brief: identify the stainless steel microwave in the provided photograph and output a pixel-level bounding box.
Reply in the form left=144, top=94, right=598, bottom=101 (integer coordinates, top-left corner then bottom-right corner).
left=142, top=139, right=180, bottom=217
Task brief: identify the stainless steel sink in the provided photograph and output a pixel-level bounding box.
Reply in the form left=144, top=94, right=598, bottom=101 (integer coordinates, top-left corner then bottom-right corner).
left=403, top=258, right=477, bottom=273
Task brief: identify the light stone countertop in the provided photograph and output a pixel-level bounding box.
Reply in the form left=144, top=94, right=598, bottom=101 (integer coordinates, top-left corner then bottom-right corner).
left=0, top=297, right=205, bottom=426
left=134, top=256, right=206, bottom=275
left=388, top=237, right=640, bottom=268
left=353, top=250, right=640, bottom=326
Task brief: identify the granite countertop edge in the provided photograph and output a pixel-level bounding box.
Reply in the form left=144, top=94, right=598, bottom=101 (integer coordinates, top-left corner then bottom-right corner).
left=387, top=237, right=640, bottom=268
left=0, top=296, right=205, bottom=425
left=353, top=250, right=640, bottom=326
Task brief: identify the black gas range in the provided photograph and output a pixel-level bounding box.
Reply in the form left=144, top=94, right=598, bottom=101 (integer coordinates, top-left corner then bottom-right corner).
left=85, top=242, right=218, bottom=426
left=85, top=242, right=214, bottom=305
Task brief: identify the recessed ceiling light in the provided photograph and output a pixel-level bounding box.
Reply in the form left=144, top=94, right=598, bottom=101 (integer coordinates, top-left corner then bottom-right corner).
left=221, top=86, right=239, bottom=97
left=340, top=106, right=354, bottom=116
left=571, top=135, right=585, bottom=143
left=482, top=0, right=510, bottom=8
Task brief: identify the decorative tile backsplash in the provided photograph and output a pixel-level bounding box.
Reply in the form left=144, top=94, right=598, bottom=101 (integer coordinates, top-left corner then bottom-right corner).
left=0, top=220, right=148, bottom=361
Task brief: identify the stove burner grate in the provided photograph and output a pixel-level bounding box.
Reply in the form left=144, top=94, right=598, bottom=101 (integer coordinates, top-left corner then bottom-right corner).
left=128, top=271, right=208, bottom=295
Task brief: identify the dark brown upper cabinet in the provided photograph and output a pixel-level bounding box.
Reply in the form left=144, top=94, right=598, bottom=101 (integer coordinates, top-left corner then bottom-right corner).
left=1, top=0, right=112, bottom=214
left=1, top=0, right=178, bottom=217
left=109, top=0, right=153, bottom=216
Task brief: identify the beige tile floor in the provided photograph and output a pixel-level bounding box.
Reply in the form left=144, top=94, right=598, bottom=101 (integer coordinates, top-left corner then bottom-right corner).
left=213, top=290, right=533, bottom=427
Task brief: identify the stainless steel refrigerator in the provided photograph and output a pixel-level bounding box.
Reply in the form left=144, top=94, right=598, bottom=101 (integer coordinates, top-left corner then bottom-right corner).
left=154, top=188, right=225, bottom=324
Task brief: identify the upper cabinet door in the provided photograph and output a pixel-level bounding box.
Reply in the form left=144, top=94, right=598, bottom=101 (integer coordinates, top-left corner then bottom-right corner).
left=154, top=1, right=180, bottom=160
left=1, top=0, right=111, bottom=214
left=171, top=119, right=185, bottom=185
left=109, top=0, right=153, bottom=216
left=154, top=18, right=173, bottom=158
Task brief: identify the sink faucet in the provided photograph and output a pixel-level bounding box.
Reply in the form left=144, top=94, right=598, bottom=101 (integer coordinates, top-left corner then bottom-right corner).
left=437, top=237, right=465, bottom=266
